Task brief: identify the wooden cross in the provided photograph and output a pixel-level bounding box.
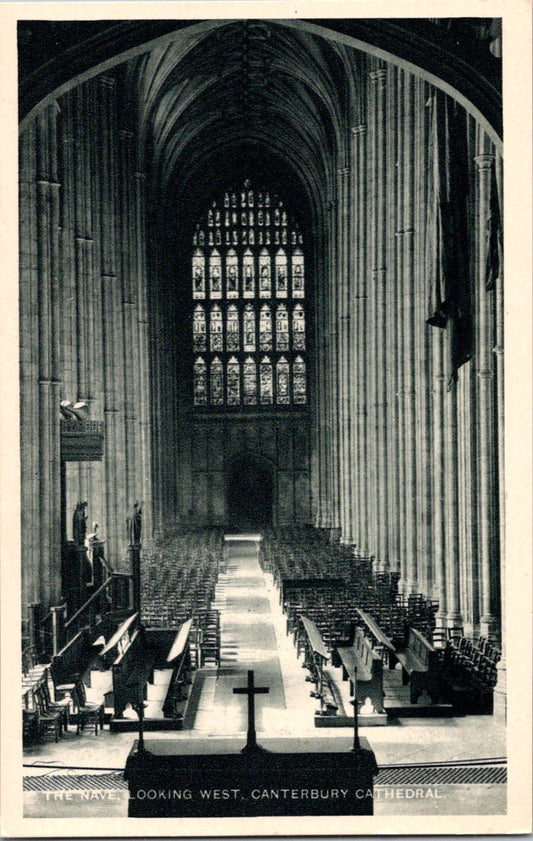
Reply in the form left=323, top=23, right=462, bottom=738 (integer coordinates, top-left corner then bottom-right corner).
left=233, top=669, right=269, bottom=751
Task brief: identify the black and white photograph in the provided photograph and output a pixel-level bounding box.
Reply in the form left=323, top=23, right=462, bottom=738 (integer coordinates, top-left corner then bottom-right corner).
left=1, top=2, right=531, bottom=836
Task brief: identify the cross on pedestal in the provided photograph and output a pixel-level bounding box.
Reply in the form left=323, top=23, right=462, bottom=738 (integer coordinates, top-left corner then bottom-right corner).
left=233, top=669, right=269, bottom=753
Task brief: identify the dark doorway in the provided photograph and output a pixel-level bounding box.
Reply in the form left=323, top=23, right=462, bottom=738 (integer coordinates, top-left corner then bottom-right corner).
left=227, top=456, right=274, bottom=531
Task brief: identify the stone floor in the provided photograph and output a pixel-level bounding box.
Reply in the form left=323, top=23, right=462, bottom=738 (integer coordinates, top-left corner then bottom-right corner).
left=23, top=537, right=506, bottom=818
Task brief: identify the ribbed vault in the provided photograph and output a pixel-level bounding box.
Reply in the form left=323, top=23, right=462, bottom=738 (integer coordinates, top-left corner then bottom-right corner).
left=125, top=20, right=356, bottom=230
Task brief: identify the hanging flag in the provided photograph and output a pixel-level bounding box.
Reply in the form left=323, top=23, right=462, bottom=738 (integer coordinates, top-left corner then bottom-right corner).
left=426, top=90, right=473, bottom=386
left=485, top=157, right=503, bottom=291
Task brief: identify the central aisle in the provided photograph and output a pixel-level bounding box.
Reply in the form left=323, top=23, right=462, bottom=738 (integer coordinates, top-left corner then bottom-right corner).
left=192, top=537, right=294, bottom=734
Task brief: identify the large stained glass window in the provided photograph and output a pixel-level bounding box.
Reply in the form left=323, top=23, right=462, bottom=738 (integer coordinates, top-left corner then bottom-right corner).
left=192, top=179, right=307, bottom=408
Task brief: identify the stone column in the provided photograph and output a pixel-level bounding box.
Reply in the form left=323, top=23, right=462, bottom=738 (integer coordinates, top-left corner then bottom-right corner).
left=134, top=170, right=153, bottom=540
left=413, top=78, right=433, bottom=596
left=373, top=67, right=389, bottom=570
left=385, top=68, right=401, bottom=576
left=432, top=332, right=448, bottom=626
left=351, top=124, right=368, bottom=554
left=394, top=70, right=407, bottom=591
left=328, top=184, right=340, bottom=537
left=444, top=372, right=463, bottom=629
left=366, top=67, right=386, bottom=561
left=98, top=76, right=127, bottom=565
left=119, top=130, right=139, bottom=501
left=36, top=105, right=63, bottom=609
left=401, top=72, right=418, bottom=593
left=313, top=214, right=330, bottom=528
left=492, top=150, right=506, bottom=719
left=474, top=150, right=500, bottom=641
left=20, top=124, right=40, bottom=609
left=337, top=164, right=353, bottom=543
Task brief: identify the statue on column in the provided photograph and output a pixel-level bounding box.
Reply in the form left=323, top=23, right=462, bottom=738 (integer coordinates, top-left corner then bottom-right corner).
left=127, top=501, right=142, bottom=546
left=72, top=501, right=88, bottom=546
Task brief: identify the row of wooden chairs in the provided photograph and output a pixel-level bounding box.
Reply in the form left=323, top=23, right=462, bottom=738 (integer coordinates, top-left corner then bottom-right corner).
left=23, top=675, right=105, bottom=744
left=444, top=636, right=501, bottom=690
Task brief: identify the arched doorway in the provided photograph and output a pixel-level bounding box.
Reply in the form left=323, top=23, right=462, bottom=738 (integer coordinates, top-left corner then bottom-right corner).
left=227, top=455, right=274, bottom=531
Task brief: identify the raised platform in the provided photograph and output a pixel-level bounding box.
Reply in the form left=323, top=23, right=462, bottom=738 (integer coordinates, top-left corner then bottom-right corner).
left=124, top=735, right=378, bottom=817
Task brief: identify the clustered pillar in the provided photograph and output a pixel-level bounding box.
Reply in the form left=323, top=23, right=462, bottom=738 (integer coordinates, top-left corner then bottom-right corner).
left=19, top=73, right=153, bottom=616
left=312, top=57, right=503, bottom=645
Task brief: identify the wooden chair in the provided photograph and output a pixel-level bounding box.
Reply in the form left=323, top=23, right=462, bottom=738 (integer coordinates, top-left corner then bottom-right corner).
left=41, top=679, right=70, bottom=731
left=34, top=685, right=62, bottom=742
left=73, top=680, right=105, bottom=735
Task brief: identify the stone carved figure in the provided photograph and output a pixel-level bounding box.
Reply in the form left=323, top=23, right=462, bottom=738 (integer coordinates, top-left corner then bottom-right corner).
left=72, top=501, right=88, bottom=546
left=127, top=501, right=142, bottom=545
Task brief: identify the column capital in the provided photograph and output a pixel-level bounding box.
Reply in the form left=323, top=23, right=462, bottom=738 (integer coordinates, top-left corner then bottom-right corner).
left=474, top=154, right=494, bottom=171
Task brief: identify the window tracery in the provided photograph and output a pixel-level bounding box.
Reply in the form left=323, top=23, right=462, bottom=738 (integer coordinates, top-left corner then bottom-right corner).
left=192, top=180, right=307, bottom=408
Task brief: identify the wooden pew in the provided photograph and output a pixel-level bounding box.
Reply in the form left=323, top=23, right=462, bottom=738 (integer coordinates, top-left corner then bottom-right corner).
left=111, top=624, right=155, bottom=718
left=300, top=615, right=338, bottom=715
left=335, top=627, right=386, bottom=718
left=356, top=608, right=396, bottom=659
left=394, top=627, right=440, bottom=704
left=163, top=619, right=193, bottom=718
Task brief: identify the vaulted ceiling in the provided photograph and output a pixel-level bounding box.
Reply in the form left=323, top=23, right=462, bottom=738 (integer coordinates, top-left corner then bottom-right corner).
left=123, top=21, right=357, bottom=231
left=18, top=17, right=502, bottom=236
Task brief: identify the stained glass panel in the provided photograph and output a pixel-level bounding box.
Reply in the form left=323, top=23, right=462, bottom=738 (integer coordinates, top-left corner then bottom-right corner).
left=226, top=249, right=238, bottom=298
left=243, top=304, right=256, bottom=351
left=259, top=304, right=272, bottom=352
left=209, top=249, right=222, bottom=299
left=226, top=304, right=240, bottom=352
left=259, top=249, right=271, bottom=299
left=293, top=355, right=307, bottom=404
left=192, top=249, right=205, bottom=299
left=292, top=248, right=305, bottom=298
left=194, top=357, right=207, bottom=405
left=210, top=305, right=223, bottom=352
left=276, top=356, right=290, bottom=404
left=276, top=304, right=289, bottom=351
left=193, top=305, right=206, bottom=352
left=227, top=356, right=240, bottom=406
left=210, top=356, right=223, bottom=405
left=260, top=356, right=273, bottom=405
left=243, top=357, right=257, bottom=405
left=275, top=249, right=288, bottom=298
left=243, top=249, right=254, bottom=298
left=293, top=304, right=305, bottom=350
